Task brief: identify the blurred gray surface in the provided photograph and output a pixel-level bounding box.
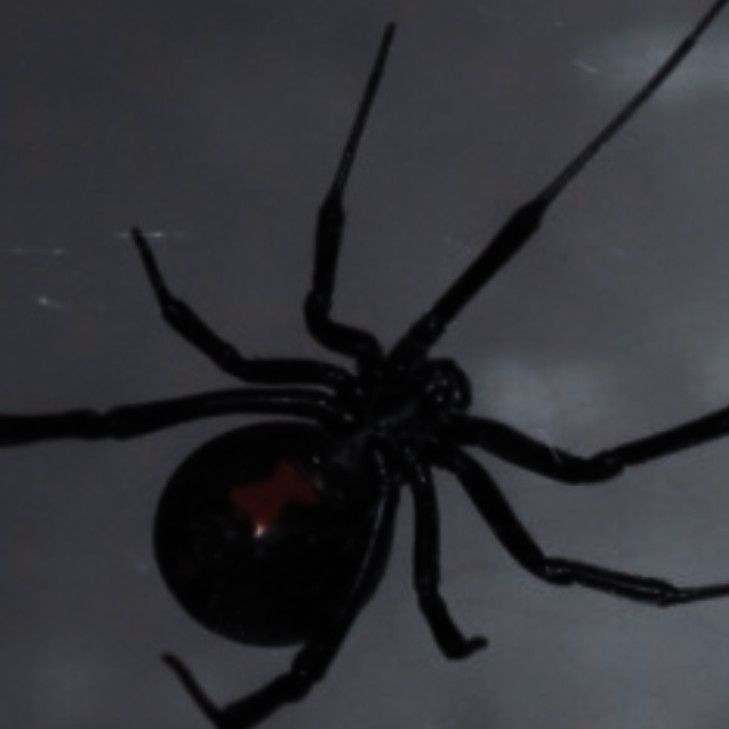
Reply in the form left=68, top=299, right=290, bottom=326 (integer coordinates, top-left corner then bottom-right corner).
left=2, top=1, right=729, bottom=727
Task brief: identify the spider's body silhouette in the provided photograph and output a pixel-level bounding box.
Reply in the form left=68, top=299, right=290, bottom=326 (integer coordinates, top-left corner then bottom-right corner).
left=4, top=3, right=729, bottom=727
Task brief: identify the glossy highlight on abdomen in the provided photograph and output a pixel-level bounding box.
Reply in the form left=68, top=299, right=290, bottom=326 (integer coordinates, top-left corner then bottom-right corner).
left=154, top=422, right=379, bottom=646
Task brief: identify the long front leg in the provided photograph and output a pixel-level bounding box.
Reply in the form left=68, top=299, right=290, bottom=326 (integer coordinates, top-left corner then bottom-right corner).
left=0, top=388, right=341, bottom=445
left=450, top=404, right=729, bottom=484
left=304, top=24, right=395, bottom=374
left=164, top=450, right=399, bottom=728
left=438, top=447, right=729, bottom=605
left=406, top=451, right=487, bottom=658
left=389, top=0, right=729, bottom=365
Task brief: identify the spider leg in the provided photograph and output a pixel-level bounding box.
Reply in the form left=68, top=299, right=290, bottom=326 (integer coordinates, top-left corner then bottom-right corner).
left=406, top=450, right=488, bottom=658
left=131, top=228, right=352, bottom=389
left=389, top=0, right=729, bottom=365
left=304, top=24, right=395, bottom=374
left=450, top=405, right=729, bottom=484
left=0, top=387, right=345, bottom=445
left=163, top=448, right=399, bottom=729
left=450, top=414, right=622, bottom=483
left=439, top=447, right=729, bottom=605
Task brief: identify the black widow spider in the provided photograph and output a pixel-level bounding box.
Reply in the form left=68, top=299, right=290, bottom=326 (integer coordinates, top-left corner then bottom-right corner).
left=4, top=2, right=729, bottom=727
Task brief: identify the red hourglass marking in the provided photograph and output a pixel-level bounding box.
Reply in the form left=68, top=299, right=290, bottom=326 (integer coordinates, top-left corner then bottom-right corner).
left=229, top=461, right=319, bottom=537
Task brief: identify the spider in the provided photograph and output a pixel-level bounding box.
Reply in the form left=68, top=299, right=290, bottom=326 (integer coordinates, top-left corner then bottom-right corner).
left=4, top=2, right=729, bottom=727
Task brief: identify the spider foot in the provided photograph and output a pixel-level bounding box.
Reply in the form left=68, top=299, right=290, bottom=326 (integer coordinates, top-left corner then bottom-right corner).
left=447, top=633, right=489, bottom=659
left=162, top=652, right=309, bottom=729
left=162, top=653, right=225, bottom=726
left=417, top=589, right=489, bottom=659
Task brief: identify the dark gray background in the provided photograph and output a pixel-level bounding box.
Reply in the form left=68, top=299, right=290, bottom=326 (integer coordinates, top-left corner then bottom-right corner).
left=2, top=1, right=729, bottom=727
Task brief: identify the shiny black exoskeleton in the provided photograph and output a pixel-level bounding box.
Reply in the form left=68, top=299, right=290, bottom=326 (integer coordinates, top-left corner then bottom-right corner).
left=4, top=4, right=729, bottom=727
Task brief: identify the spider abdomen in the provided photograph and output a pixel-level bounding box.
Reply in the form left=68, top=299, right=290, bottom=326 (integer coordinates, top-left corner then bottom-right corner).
left=154, top=423, right=386, bottom=646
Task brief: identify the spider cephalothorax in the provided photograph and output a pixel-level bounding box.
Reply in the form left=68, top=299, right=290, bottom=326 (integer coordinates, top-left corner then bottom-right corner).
left=354, top=358, right=471, bottom=441
left=4, top=3, right=729, bottom=728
